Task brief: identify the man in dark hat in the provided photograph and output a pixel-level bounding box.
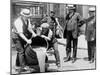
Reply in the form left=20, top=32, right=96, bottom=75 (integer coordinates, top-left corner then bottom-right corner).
left=63, top=5, right=84, bottom=63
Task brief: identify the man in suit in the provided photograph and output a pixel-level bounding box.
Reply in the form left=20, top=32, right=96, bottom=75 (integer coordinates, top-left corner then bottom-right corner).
left=85, top=7, right=96, bottom=63
left=63, top=5, right=84, bottom=63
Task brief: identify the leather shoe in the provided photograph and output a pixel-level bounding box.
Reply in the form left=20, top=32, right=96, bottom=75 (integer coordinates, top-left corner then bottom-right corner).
left=64, top=57, right=71, bottom=62
left=89, top=59, right=94, bottom=63
left=72, top=58, right=77, bottom=63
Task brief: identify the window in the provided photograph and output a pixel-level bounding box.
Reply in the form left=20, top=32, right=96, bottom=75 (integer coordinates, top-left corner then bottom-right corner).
left=31, top=6, right=41, bottom=16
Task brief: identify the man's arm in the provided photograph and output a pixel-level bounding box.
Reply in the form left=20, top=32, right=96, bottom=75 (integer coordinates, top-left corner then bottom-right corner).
left=41, top=17, right=48, bottom=23
left=28, top=19, right=37, bottom=37
left=55, top=18, right=63, bottom=30
left=77, top=13, right=85, bottom=27
left=48, top=29, right=53, bottom=40
left=41, top=29, right=53, bottom=41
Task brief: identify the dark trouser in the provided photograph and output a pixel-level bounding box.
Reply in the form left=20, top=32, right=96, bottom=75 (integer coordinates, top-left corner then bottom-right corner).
left=25, top=45, right=38, bottom=66
left=87, top=40, right=96, bottom=61
left=16, top=40, right=26, bottom=67
left=66, top=31, right=78, bottom=59
left=48, top=38, right=60, bottom=63
left=49, top=25, right=60, bottom=63
left=53, top=42, right=60, bottom=63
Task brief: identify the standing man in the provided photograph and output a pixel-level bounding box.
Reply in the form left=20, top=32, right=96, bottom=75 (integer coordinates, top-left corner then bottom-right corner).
left=85, top=7, right=96, bottom=63
left=14, top=8, right=37, bottom=72
left=41, top=11, right=63, bottom=38
left=41, top=11, right=57, bottom=36
left=63, top=5, right=84, bottom=63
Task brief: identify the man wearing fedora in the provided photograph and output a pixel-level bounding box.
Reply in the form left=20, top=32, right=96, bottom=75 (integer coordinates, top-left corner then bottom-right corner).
left=14, top=8, right=37, bottom=72
left=63, top=5, right=84, bottom=63
left=85, top=7, right=96, bottom=63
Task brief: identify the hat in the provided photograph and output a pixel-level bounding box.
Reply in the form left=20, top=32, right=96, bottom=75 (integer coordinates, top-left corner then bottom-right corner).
left=89, top=7, right=96, bottom=12
left=20, top=9, right=31, bottom=16
left=67, top=5, right=75, bottom=9
left=41, top=23, right=49, bottom=28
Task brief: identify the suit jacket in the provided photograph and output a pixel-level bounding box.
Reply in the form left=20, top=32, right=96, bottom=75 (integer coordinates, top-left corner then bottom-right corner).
left=63, top=12, right=83, bottom=39
left=85, top=16, right=96, bottom=41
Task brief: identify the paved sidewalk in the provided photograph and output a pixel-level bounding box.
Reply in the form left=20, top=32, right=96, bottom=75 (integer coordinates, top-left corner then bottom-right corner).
left=11, top=35, right=96, bottom=74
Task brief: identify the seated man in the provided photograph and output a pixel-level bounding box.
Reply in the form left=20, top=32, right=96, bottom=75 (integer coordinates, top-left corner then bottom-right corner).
left=39, top=23, right=60, bottom=67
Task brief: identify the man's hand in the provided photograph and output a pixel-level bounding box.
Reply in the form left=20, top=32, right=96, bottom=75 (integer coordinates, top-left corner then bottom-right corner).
left=32, top=33, right=37, bottom=37
left=27, top=39, right=32, bottom=44
left=91, top=37, right=94, bottom=41
left=41, top=35, right=45, bottom=38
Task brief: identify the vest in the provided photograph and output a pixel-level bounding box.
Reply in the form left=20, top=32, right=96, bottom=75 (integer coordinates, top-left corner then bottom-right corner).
left=18, top=17, right=32, bottom=46
left=41, top=29, right=49, bottom=37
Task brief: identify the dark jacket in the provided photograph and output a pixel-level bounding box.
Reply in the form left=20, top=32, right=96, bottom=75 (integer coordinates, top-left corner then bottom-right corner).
left=85, top=16, right=96, bottom=41
left=63, top=12, right=84, bottom=39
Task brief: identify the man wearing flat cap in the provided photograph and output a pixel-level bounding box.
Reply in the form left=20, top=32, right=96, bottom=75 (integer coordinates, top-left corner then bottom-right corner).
left=63, top=5, right=84, bottom=63
left=39, top=23, right=60, bottom=67
left=14, top=8, right=37, bottom=72
left=85, top=7, right=96, bottom=63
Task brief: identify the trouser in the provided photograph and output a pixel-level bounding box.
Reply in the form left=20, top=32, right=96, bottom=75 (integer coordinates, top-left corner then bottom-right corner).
left=16, top=40, right=26, bottom=67
left=53, top=42, right=60, bottom=63
left=66, top=31, right=78, bottom=59
left=87, top=40, right=96, bottom=61
left=48, top=38, right=60, bottom=63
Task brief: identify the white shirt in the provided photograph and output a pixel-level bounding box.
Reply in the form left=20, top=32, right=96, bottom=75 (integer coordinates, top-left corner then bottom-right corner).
left=14, top=17, right=23, bottom=33
left=48, top=29, right=53, bottom=39
left=14, top=17, right=33, bottom=33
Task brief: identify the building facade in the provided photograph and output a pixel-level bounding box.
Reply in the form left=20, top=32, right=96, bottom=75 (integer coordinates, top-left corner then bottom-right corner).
left=11, top=0, right=92, bottom=28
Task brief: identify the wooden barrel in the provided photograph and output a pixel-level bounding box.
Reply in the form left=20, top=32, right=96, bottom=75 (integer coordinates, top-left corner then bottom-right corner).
left=25, top=36, right=48, bottom=72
